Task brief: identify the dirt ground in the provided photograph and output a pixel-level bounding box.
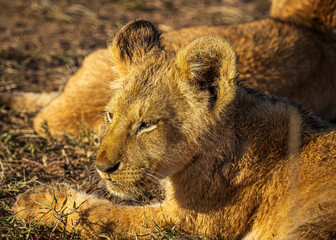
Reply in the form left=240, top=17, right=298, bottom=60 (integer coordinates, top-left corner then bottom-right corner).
left=0, top=0, right=270, bottom=238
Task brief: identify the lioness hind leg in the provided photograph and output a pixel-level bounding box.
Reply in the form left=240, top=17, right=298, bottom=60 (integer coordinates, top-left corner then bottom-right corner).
left=33, top=49, right=116, bottom=136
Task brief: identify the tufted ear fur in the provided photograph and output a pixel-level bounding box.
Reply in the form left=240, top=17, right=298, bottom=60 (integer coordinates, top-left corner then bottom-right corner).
left=176, top=36, right=238, bottom=110
left=109, top=20, right=162, bottom=76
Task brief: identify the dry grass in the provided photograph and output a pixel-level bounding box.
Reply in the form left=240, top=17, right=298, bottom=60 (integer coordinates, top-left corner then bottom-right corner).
left=0, top=107, right=99, bottom=239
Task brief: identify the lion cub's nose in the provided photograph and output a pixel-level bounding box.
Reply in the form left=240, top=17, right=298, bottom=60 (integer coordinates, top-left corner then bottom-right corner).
left=96, top=150, right=121, bottom=174
left=96, top=162, right=121, bottom=174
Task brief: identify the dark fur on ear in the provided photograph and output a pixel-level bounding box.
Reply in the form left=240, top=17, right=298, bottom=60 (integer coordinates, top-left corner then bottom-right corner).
left=109, top=19, right=162, bottom=75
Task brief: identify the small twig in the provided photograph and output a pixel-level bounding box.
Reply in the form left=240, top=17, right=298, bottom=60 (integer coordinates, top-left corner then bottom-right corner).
left=62, top=149, right=70, bottom=165
left=21, top=158, right=44, bottom=167
left=21, top=47, right=41, bottom=67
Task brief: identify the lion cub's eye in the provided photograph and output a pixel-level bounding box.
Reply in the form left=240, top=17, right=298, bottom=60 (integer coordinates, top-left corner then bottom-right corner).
left=106, top=112, right=113, bottom=122
left=139, top=122, right=152, bottom=129
left=137, top=121, right=157, bottom=135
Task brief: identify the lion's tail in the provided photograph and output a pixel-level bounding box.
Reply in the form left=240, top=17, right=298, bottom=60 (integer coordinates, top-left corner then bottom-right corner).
left=270, top=0, right=336, bottom=34
left=0, top=91, right=59, bottom=113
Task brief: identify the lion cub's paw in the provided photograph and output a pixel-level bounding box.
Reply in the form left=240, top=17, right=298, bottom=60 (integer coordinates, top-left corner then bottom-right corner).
left=12, top=184, right=74, bottom=224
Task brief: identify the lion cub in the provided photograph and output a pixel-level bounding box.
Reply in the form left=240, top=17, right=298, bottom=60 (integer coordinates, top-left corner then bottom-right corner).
left=14, top=20, right=336, bottom=239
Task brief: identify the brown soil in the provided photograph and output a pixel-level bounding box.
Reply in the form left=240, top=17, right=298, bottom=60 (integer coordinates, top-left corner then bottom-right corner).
left=0, top=0, right=269, bottom=93
left=0, top=0, right=270, bottom=238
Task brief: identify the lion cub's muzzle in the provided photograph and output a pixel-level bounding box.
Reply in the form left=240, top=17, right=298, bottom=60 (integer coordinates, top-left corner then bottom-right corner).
left=96, top=149, right=121, bottom=182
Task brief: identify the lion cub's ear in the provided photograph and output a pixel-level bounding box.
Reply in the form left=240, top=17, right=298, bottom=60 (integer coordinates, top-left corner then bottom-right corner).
left=109, top=20, right=162, bottom=76
left=176, top=36, right=238, bottom=110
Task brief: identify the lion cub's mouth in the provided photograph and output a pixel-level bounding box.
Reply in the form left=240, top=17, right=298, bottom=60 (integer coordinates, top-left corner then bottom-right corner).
left=96, top=169, right=115, bottom=182
left=96, top=166, right=158, bottom=198
left=96, top=164, right=165, bottom=202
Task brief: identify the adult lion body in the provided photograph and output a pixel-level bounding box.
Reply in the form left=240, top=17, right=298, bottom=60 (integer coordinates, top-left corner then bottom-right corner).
left=14, top=20, right=336, bottom=239
left=29, top=0, right=336, bottom=136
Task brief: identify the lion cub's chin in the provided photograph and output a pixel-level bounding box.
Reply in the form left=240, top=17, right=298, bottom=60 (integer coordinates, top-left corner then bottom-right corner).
left=104, top=178, right=162, bottom=201
left=104, top=180, right=139, bottom=200
left=105, top=184, right=127, bottom=199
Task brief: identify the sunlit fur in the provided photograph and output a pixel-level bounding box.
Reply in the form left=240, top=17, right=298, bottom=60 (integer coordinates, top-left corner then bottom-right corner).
left=26, top=0, right=336, bottom=136
left=14, top=18, right=336, bottom=239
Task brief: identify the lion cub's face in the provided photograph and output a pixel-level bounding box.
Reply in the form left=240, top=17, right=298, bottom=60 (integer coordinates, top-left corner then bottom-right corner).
left=97, top=56, right=188, bottom=198
left=96, top=20, right=238, bottom=199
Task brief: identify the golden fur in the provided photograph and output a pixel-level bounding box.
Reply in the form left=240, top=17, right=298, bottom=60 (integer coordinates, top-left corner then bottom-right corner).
left=14, top=19, right=336, bottom=239
left=29, top=0, right=336, bottom=136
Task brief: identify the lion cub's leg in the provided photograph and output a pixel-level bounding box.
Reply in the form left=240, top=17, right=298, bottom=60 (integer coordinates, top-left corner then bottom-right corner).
left=33, top=49, right=116, bottom=136
left=13, top=185, right=180, bottom=239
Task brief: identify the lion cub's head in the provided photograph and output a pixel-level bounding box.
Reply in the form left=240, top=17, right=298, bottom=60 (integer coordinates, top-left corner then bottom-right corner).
left=96, top=20, right=238, bottom=199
